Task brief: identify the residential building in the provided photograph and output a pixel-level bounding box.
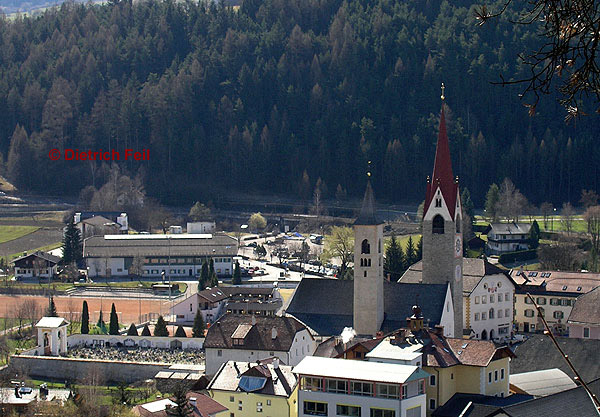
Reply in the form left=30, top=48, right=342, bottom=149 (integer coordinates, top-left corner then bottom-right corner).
left=132, top=392, right=228, bottom=417
left=509, top=269, right=600, bottom=334
left=76, top=215, right=121, bottom=238
left=171, top=287, right=229, bottom=325
left=294, top=355, right=429, bottom=417
left=421, top=102, right=464, bottom=338
left=286, top=277, right=455, bottom=337
left=364, top=312, right=514, bottom=416
left=12, top=251, right=60, bottom=279
left=203, top=314, right=316, bottom=375
left=207, top=359, right=298, bottom=417
left=567, top=285, right=600, bottom=339
left=511, top=334, right=600, bottom=382
left=401, top=258, right=516, bottom=341
left=484, top=223, right=532, bottom=255
left=222, top=286, right=283, bottom=316
left=431, top=393, right=532, bottom=417
left=74, top=211, right=128, bottom=232
left=509, top=369, right=576, bottom=397
left=0, top=387, right=70, bottom=414
left=83, top=233, right=237, bottom=278
left=188, top=221, right=216, bottom=234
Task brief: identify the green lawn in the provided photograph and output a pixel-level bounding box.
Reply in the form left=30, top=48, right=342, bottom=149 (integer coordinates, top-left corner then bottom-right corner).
left=6, top=241, right=62, bottom=262
left=385, top=234, right=422, bottom=251
left=474, top=215, right=588, bottom=233
left=0, top=225, right=39, bottom=244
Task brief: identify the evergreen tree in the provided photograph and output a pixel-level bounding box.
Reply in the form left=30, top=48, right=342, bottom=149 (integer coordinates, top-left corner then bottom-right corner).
left=384, top=235, right=405, bottom=282
left=175, top=325, right=187, bottom=338
left=192, top=310, right=205, bottom=338
left=166, top=384, right=193, bottom=417
left=62, top=217, right=82, bottom=265
left=141, top=323, right=151, bottom=336
left=97, top=310, right=106, bottom=333
left=405, top=236, right=416, bottom=267
left=461, top=187, right=475, bottom=219
left=416, top=236, right=423, bottom=262
left=154, top=316, right=169, bottom=336
left=46, top=296, right=57, bottom=317
left=109, top=303, right=119, bottom=335
left=209, top=258, right=218, bottom=287
left=232, top=261, right=241, bottom=285
left=485, top=184, right=500, bottom=222
left=127, top=323, right=139, bottom=336
left=81, top=300, right=89, bottom=334
left=199, top=260, right=209, bottom=289
left=530, top=220, right=541, bottom=249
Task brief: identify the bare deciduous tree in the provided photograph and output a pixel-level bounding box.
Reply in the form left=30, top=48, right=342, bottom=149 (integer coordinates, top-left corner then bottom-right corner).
left=561, top=202, right=576, bottom=235
left=538, top=239, right=582, bottom=271
left=497, top=178, right=528, bottom=222
left=585, top=206, right=600, bottom=271
left=540, top=202, right=554, bottom=230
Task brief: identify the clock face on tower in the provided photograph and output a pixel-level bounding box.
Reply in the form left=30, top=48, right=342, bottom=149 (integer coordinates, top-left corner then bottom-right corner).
left=455, top=235, right=462, bottom=257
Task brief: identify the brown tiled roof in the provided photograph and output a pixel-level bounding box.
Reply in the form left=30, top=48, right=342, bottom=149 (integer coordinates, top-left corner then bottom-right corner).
left=568, top=286, right=600, bottom=325
left=221, top=287, right=275, bottom=297
left=204, top=313, right=309, bottom=351
left=197, top=287, right=228, bottom=303
left=186, top=392, right=227, bottom=416
left=207, top=361, right=297, bottom=397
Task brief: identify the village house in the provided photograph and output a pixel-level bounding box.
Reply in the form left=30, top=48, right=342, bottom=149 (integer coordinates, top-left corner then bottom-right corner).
left=485, top=223, right=532, bottom=255
left=567, top=285, right=600, bottom=339
left=74, top=211, right=128, bottom=233
left=207, top=359, right=298, bottom=417
left=132, top=392, right=228, bottom=417
left=222, top=286, right=283, bottom=316
left=294, top=356, right=429, bottom=417
left=171, top=287, right=229, bottom=325
left=12, top=251, right=60, bottom=279
left=203, top=314, right=316, bottom=375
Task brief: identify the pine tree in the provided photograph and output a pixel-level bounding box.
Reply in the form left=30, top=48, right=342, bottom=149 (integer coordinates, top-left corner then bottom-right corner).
left=46, top=296, right=57, bottom=317
left=154, top=316, right=169, bottom=336
left=192, top=310, right=205, bottom=338
left=416, top=236, right=423, bottom=262
left=109, top=303, right=119, bottom=335
left=405, top=236, right=416, bottom=267
left=127, top=323, right=138, bottom=336
left=199, top=260, right=209, bottom=289
left=62, top=217, right=82, bottom=265
left=232, top=261, right=241, bottom=285
left=209, top=259, right=218, bottom=287
left=530, top=220, right=541, bottom=249
left=97, top=310, right=106, bottom=333
left=485, top=183, right=500, bottom=222
left=166, top=384, right=193, bottom=417
left=175, top=325, right=187, bottom=338
left=384, top=235, right=405, bottom=282
left=141, top=323, right=151, bottom=336
left=81, top=300, right=89, bottom=334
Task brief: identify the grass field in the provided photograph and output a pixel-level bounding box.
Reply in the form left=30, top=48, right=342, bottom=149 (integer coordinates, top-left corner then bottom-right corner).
left=7, top=241, right=62, bottom=261
left=474, top=216, right=588, bottom=233
left=0, top=225, right=39, bottom=244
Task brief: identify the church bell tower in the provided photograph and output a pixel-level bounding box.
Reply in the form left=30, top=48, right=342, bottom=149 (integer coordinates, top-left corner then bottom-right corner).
left=421, top=84, right=464, bottom=338
left=353, top=170, right=384, bottom=336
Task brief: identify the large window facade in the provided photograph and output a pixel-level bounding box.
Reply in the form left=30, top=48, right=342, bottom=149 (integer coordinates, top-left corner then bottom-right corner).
left=304, top=401, right=328, bottom=416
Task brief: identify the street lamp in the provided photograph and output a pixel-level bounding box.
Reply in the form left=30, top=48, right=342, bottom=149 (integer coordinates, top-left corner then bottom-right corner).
left=552, top=207, right=557, bottom=231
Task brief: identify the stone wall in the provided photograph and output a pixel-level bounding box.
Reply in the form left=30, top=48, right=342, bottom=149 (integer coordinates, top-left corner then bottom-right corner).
left=68, top=334, right=204, bottom=350
left=10, top=355, right=168, bottom=383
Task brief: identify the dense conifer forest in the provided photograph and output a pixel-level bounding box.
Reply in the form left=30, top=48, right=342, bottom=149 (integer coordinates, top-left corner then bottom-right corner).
left=1, top=0, right=599, bottom=206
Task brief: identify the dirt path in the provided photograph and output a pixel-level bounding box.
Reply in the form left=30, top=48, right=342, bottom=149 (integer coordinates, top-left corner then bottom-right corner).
left=0, top=294, right=172, bottom=324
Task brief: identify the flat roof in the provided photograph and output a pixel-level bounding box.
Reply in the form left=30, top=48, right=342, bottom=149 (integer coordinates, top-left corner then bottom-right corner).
left=104, top=233, right=212, bottom=240
left=292, top=356, right=429, bottom=384
left=366, top=338, right=423, bottom=361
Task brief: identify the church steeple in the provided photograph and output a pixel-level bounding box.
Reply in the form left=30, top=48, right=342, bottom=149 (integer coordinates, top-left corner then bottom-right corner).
left=424, top=97, right=459, bottom=219
left=354, top=180, right=382, bottom=226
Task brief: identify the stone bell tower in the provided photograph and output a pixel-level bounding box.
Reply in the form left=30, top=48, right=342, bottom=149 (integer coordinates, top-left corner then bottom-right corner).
left=353, top=176, right=384, bottom=336
left=421, top=84, right=464, bottom=338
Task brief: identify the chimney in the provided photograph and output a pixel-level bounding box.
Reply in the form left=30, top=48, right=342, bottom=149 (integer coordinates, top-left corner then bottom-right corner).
left=271, top=327, right=278, bottom=339
left=433, top=325, right=444, bottom=336
left=251, top=314, right=257, bottom=325
left=273, top=358, right=279, bottom=369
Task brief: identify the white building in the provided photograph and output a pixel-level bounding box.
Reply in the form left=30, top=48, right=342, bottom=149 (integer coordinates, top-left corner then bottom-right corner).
left=171, top=287, right=229, bottom=325
left=485, top=223, right=532, bottom=255
left=83, top=233, right=237, bottom=278
left=12, top=251, right=60, bottom=279
left=294, top=356, right=429, bottom=417
left=35, top=317, right=69, bottom=356
left=74, top=211, right=128, bottom=233
left=187, top=221, right=216, bottom=234
left=462, top=258, right=516, bottom=341
left=203, top=314, right=316, bottom=376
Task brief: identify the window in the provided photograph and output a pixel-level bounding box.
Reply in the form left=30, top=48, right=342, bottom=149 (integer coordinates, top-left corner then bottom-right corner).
left=475, top=296, right=480, bottom=304
left=435, top=198, right=442, bottom=207
left=257, top=402, right=263, bottom=413
left=482, top=312, right=487, bottom=320
left=351, top=381, right=372, bottom=396
left=217, top=350, right=222, bottom=357
left=524, top=297, right=533, bottom=304
left=550, top=298, right=560, bottom=306
left=482, top=296, right=487, bottom=304
left=336, top=405, right=361, bottom=417
left=498, top=309, right=503, bottom=318
left=238, top=400, right=242, bottom=411
left=304, top=401, right=327, bottom=416
left=488, top=372, right=492, bottom=384
left=553, top=311, right=564, bottom=319
left=561, top=299, right=571, bottom=306
left=505, top=308, right=510, bottom=317
left=267, top=400, right=271, bottom=406
left=505, top=292, right=510, bottom=302
left=327, top=379, right=347, bottom=394
left=490, top=295, right=495, bottom=303
left=432, top=215, right=444, bottom=234
left=419, top=380, right=425, bottom=394
left=430, top=399, right=436, bottom=410
left=536, top=297, right=547, bottom=305
left=495, top=370, right=498, bottom=381
left=377, top=384, right=399, bottom=399
left=361, top=239, right=371, bottom=254
left=524, top=309, right=534, bottom=317
left=450, top=373, right=454, bottom=380
left=302, top=377, right=322, bottom=391
left=430, top=375, right=436, bottom=386
left=584, top=327, right=590, bottom=338
left=501, top=368, right=505, bottom=379
left=370, top=410, right=395, bottom=417
left=474, top=313, right=480, bottom=321
left=489, top=308, right=494, bottom=319
left=401, top=384, right=407, bottom=399
left=229, top=396, right=234, bottom=402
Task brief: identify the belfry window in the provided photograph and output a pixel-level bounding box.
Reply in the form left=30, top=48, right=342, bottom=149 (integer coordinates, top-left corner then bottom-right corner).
left=432, top=215, right=444, bottom=234
left=456, top=216, right=461, bottom=233
left=361, top=239, right=370, bottom=254
left=435, top=198, right=442, bottom=207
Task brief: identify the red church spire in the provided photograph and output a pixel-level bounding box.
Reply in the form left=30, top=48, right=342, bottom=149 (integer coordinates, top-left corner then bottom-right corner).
left=424, top=84, right=459, bottom=218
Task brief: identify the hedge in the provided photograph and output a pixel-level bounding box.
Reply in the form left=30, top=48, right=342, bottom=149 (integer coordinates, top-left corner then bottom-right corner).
left=498, top=249, right=538, bottom=264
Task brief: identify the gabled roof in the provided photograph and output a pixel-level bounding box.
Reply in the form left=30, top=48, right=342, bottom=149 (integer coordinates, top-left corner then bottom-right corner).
left=567, top=285, right=600, bottom=325
left=12, top=250, right=61, bottom=265
left=207, top=361, right=297, bottom=397
left=314, top=336, right=345, bottom=358
left=510, top=369, right=577, bottom=397
left=132, top=392, right=226, bottom=417
left=204, top=314, right=309, bottom=351
left=286, top=278, right=448, bottom=335
left=36, top=317, right=69, bottom=328
left=510, top=268, right=600, bottom=294
left=432, top=393, right=533, bottom=417
left=424, top=105, right=459, bottom=219
left=79, top=215, right=117, bottom=227
left=354, top=181, right=382, bottom=225
left=197, top=287, right=228, bottom=303
left=488, top=223, right=532, bottom=235
left=511, top=335, right=600, bottom=382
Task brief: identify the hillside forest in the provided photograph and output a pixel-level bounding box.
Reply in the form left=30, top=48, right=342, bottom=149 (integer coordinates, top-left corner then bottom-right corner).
left=1, top=0, right=599, bottom=207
